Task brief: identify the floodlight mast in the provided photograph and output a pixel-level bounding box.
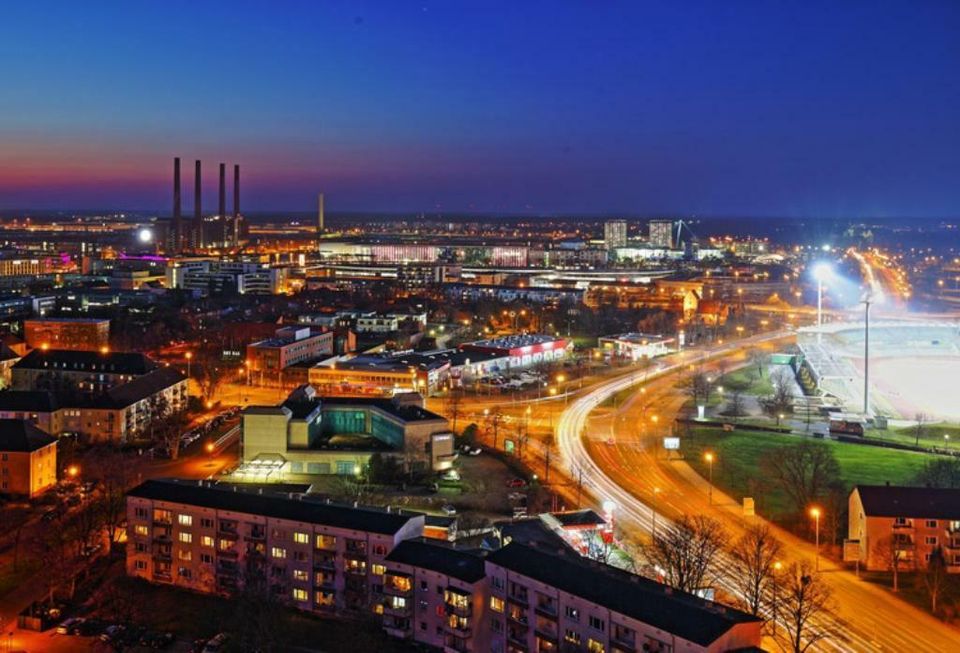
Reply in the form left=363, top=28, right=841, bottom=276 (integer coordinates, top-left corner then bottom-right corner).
left=812, top=262, right=832, bottom=344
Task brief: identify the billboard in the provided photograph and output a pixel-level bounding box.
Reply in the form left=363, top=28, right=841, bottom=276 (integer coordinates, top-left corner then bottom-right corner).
left=663, top=437, right=680, bottom=450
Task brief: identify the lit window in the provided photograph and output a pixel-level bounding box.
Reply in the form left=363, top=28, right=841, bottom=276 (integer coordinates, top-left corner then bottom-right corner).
left=271, top=547, right=287, bottom=559
left=293, top=531, right=309, bottom=544
left=292, top=588, right=308, bottom=602
left=134, top=524, right=148, bottom=536
left=587, top=637, right=605, bottom=653
left=490, top=596, right=504, bottom=613
left=178, top=532, right=192, bottom=544
left=565, top=629, right=581, bottom=645
left=178, top=514, right=192, bottom=527
left=201, top=535, right=214, bottom=547
left=371, top=564, right=386, bottom=576
left=293, top=569, right=308, bottom=581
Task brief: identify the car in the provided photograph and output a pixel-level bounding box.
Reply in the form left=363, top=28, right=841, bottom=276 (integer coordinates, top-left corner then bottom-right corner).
left=469, top=447, right=482, bottom=456
left=201, top=633, right=229, bottom=653
left=56, top=617, right=85, bottom=635
left=460, top=444, right=472, bottom=453
left=440, top=504, right=457, bottom=516
left=507, top=491, right=526, bottom=502
left=441, top=470, right=461, bottom=482
left=100, top=624, right=125, bottom=643
left=505, top=478, right=527, bottom=488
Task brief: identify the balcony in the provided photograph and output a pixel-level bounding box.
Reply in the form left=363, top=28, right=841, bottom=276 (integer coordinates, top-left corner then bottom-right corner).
left=245, top=526, right=266, bottom=541
left=444, top=635, right=470, bottom=653
left=508, top=590, right=529, bottom=607
left=445, top=602, right=471, bottom=618
left=314, top=556, right=336, bottom=571
left=153, top=569, right=172, bottom=582
left=534, top=602, right=557, bottom=619
left=382, top=602, right=413, bottom=617
left=384, top=583, right=413, bottom=598
left=445, top=620, right=472, bottom=638
left=506, top=630, right=529, bottom=649
left=507, top=610, right=529, bottom=627
left=611, top=635, right=637, bottom=653
left=217, top=548, right=240, bottom=559
left=892, top=521, right=914, bottom=530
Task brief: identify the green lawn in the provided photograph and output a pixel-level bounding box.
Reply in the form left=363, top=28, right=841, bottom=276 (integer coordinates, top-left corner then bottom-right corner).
left=681, top=427, right=942, bottom=521
left=717, top=365, right=774, bottom=397
left=865, top=422, right=959, bottom=451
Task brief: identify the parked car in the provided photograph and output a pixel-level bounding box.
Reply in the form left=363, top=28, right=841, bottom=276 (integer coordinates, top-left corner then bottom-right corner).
left=202, top=633, right=229, bottom=653
left=468, top=447, right=482, bottom=456
left=441, top=469, right=461, bottom=482
left=505, top=478, right=527, bottom=488
left=100, top=624, right=125, bottom=643
left=440, top=504, right=457, bottom=516
left=56, top=617, right=85, bottom=635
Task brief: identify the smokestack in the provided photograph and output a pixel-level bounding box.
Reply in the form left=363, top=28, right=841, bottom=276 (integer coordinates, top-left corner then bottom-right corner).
left=317, top=193, right=325, bottom=235
left=194, top=160, right=202, bottom=248
left=172, top=157, right=181, bottom=253
left=233, top=164, right=241, bottom=247
left=218, top=163, right=226, bottom=218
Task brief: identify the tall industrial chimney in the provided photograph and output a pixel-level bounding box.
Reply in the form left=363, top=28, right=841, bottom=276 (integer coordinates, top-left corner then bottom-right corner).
left=172, top=157, right=181, bottom=253
left=317, top=193, right=325, bottom=235
left=233, top=164, right=241, bottom=247
left=194, top=160, right=202, bottom=248
left=218, top=163, right=227, bottom=246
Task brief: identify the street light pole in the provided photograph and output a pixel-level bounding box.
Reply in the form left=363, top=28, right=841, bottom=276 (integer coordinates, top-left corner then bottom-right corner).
left=810, top=506, right=822, bottom=571
left=862, top=296, right=872, bottom=416
left=704, top=452, right=715, bottom=505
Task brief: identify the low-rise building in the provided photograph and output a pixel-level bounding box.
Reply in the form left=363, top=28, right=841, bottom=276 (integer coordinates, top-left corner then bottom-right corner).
left=598, top=333, right=675, bottom=361
left=0, top=419, right=57, bottom=497
left=23, top=317, right=110, bottom=351
left=849, top=485, right=960, bottom=572
left=125, top=478, right=424, bottom=614
left=241, top=385, right=456, bottom=476
left=246, top=327, right=334, bottom=381
left=458, top=334, right=571, bottom=371
left=308, top=352, right=450, bottom=397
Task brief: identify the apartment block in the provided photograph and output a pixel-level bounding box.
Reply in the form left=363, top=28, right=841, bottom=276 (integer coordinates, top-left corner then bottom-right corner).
left=381, top=539, right=487, bottom=652
left=849, top=484, right=960, bottom=572
left=0, top=419, right=57, bottom=497
left=23, top=317, right=110, bottom=351
left=126, top=479, right=424, bottom=615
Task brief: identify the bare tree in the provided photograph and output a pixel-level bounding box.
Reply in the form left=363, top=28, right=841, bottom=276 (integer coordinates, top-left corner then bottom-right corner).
left=780, top=562, right=835, bottom=653
left=542, top=432, right=555, bottom=483
left=643, top=515, right=725, bottom=594
left=681, top=367, right=713, bottom=406
left=873, top=532, right=913, bottom=592
left=762, top=440, right=841, bottom=518
left=913, top=412, right=928, bottom=447
left=723, top=378, right=749, bottom=418
left=486, top=407, right=504, bottom=450
left=922, top=547, right=948, bottom=614
left=762, top=367, right=794, bottom=417
left=748, top=348, right=767, bottom=378
left=571, top=463, right=588, bottom=509
left=729, top=524, right=782, bottom=616
left=447, top=387, right=463, bottom=434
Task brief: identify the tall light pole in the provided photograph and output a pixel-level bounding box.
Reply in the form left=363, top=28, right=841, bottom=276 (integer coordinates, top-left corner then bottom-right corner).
left=812, top=263, right=832, bottom=344
left=704, top=452, right=715, bottom=505
left=771, top=560, right=782, bottom=637
left=862, top=294, right=872, bottom=416
left=810, top=506, right=822, bottom=571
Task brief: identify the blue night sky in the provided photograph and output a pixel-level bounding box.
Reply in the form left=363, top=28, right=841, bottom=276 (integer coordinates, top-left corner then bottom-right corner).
left=1, top=0, right=958, bottom=217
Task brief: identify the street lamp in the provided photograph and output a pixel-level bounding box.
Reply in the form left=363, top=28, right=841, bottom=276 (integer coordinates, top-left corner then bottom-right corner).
left=772, top=560, right=783, bottom=637
left=185, top=351, right=193, bottom=381
left=66, top=464, right=80, bottom=480
left=945, top=434, right=951, bottom=449
left=809, top=506, right=822, bottom=571
left=704, top=452, right=715, bottom=505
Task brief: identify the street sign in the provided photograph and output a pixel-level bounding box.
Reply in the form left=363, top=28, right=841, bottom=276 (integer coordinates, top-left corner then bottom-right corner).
left=843, top=540, right=861, bottom=562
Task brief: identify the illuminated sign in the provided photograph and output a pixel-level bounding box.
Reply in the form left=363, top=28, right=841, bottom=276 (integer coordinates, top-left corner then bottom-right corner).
left=663, top=437, right=680, bottom=450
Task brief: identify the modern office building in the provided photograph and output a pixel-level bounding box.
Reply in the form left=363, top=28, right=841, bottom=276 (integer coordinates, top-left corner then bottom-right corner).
left=648, top=219, right=675, bottom=249
left=166, top=260, right=288, bottom=296
left=849, top=485, right=960, bottom=572
left=458, top=334, right=571, bottom=371
left=125, top=478, right=425, bottom=614
left=0, top=419, right=57, bottom=497
left=240, top=385, right=456, bottom=476
left=23, top=317, right=110, bottom=351
left=603, top=220, right=628, bottom=250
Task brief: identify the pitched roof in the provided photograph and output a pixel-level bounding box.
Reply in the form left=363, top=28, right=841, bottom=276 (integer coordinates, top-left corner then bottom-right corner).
left=102, top=367, right=186, bottom=408
left=0, top=419, right=57, bottom=452
left=13, top=349, right=158, bottom=375
left=854, top=484, right=960, bottom=520
left=385, top=539, right=486, bottom=583
left=0, top=390, right=59, bottom=412
left=486, top=543, right=760, bottom=647
left=127, top=478, right=422, bottom=535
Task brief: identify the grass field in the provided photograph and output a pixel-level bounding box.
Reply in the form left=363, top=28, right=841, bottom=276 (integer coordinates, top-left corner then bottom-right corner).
left=718, top=364, right=774, bottom=396
left=865, top=421, right=960, bottom=451
left=681, top=427, right=942, bottom=521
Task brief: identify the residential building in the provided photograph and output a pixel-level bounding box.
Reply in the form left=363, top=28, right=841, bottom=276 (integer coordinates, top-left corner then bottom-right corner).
left=0, top=419, right=57, bottom=497
left=0, top=366, right=187, bottom=444
left=125, top=479, right=424, bottom=614
left=246, top=327, right=334, bottom=381
left=23, top=317, right=110, bottom=351
left=241, top=385, right=456, bottom=475
left=11, top=349, right=158, bottom=393
left=603, top=220, right=628, bottom=250
left=381, top=539, right=487, bottom=652
left=483, top=542, right=762, bottom=653
left=648, top=219, right=675, bottom=249
left=848, top=485, right=960, bottom=572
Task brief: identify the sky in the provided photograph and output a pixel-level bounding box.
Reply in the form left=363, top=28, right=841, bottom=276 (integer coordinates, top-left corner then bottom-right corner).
left=0, top=0, right=958, bottom=217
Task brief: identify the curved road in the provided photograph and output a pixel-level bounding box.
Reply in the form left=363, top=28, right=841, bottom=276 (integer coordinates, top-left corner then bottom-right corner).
left=555, top=334, right=960, bottom=652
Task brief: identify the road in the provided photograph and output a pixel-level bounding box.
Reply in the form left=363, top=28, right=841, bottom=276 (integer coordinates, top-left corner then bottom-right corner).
left=554, top=333, right=960, bottom=651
